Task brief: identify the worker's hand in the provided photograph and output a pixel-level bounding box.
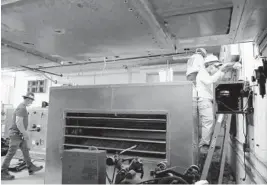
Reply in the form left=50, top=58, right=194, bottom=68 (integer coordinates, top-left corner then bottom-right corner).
left=221, top=63, right=235, bottom=72
left=223, top=63, right=235, bottom=68
left=233, top=62, right=242, bottom=70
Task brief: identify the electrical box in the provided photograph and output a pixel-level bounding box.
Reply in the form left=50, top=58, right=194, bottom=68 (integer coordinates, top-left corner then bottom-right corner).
left=214, top=82, right=253, bottom=114
left=28, top=108, right=48, bottom=158
left=62, top=149, right=106, bottom=184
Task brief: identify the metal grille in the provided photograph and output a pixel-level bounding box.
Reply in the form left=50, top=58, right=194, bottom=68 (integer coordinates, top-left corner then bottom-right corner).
left=63, top=112, right=167, bottom=158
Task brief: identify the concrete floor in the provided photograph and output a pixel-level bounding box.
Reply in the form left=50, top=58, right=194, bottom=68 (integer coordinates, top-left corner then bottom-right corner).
left=1, top=156, right=158, bottom=184
left=1, top=157, right=45, bottom=184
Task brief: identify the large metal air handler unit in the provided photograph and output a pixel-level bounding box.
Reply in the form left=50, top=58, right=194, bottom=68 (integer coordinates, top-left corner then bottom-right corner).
left=44, top=82, right=195, bottom=183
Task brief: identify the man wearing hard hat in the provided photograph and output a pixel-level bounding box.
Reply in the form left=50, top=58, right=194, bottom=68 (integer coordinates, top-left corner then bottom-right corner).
left=196, top=54, right=235, bottom=152
left=1, top=93, right=43, bottom=180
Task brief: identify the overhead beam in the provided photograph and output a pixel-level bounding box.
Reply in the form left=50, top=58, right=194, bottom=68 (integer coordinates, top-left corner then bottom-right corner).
left=161, top=2, right=233, bottom=18
left=127, top=0, right=176, bottom=51
left=2, top=38, right=62, bottom=64
left=20, top=65, right=63, bottom=77
left=1, top=0, right=23, bottom=6
left=232, top=0, right=248, bottom=43
left=177, top=35, right=232, bottom=48
left=257, top=29, right=267, bottom=54
left=5, top=51, right=192, bottom=73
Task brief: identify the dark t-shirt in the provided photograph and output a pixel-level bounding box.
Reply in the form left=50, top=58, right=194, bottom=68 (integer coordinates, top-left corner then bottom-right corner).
left=9, top=103, right=28, bottom=135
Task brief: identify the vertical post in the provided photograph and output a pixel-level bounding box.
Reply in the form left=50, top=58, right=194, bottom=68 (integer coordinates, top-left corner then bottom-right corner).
left=218, top=114, right=232, bottom=184
left=192, top=97, right=199, bottom=165
left=200, top=114, right=224, bottom=180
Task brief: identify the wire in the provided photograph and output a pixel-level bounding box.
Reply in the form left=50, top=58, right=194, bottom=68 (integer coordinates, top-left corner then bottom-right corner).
left=216, top=89, right=252, bottom=114
left=43, top=73, right=58, bottom=84
left=242, top=90, right=252, bottom=110
left=216, top=100, right=240, bottom=113
left=242, top=114, right=247, bottom=181
left=101, top=57, right=107, bottom=75
left=218, top=98, right=248, bottom=181
left=88, top=146, right=98, bottom=150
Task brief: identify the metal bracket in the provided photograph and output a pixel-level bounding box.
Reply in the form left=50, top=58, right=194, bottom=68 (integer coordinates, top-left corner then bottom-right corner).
left=20, top=65, right=63, bottom=77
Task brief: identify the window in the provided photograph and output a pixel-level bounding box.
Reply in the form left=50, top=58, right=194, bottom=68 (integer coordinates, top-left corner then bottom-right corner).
left=146, top=71, right=186, bottom=83
left=27, top=80, right=46, bottom=93
left=159, top=68, right=173, bottom=82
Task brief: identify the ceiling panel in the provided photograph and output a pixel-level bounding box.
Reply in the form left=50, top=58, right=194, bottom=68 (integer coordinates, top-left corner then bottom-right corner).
left=166, top=8, right=232, bottom=38
left=151, top=0, right=233, bottom=15
left=1, top=0, right=169, bottom=61
left=234, top=0, right=267, bottom=43
left=2, top=0, right=267, bottom=73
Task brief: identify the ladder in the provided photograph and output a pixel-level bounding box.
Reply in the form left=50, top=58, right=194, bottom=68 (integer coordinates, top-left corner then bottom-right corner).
left=200, top=113, right=232, bottom=183
left=200, top=67, right=237, bottom=183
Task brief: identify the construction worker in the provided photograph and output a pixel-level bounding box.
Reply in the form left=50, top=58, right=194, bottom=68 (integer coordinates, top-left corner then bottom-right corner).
left=196, top=55, right=235, bottom=152
left=1, top=92, right=43, bottom=180
left=186, top=48, right=207, bottom=164
left=186, top=48, right=207, bottom=83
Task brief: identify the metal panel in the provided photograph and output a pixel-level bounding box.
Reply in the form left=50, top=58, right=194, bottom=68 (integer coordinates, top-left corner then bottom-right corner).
left=1, top=0, right=167, bottom=61
left=112, top=85, right=194, bottom=169
left=166, top=8, right=232, bottom=38
left=4, top=0, right=267, bottom=71
left=152, top=0, right=233, bottom=14
left=27, top=108, right=48, bottom=157
left=45, top=83, right=193, bottom=184
left=234, top=0, right=267, bottom=43
left=62, top=149, right=106, bottom=184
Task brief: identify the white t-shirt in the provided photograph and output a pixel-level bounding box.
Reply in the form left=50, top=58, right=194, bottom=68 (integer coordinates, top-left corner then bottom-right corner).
left=186, top=54, right=205, bottom=98
left=186, top=54, right=205, bottom=76
left=196, top=68, right=225, bottom=100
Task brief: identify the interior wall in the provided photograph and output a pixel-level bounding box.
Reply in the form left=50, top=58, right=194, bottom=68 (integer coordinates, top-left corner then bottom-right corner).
left=226, top=42, right=267, bottom=184
left=1, top=68, right=187, bottom=107
left=1, top=74, right=15, bottom=105
left=237, top=43, right=267, bottom=161
left=11, top=72, right=53, bottom=108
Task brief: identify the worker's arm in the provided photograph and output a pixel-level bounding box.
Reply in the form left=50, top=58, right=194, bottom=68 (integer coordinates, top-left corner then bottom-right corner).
left=198, top=69, right=225, bottom=85
left=209, top=70, right=225, bottom=83
left=16, top=116, right=28, bottom=138
left=200, top=63, right=235, bottom=84
left=15, top=107, right=29, bottom=140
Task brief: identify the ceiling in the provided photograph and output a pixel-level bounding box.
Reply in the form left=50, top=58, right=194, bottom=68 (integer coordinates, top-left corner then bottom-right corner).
left=1, top=0, right=267, bottom=74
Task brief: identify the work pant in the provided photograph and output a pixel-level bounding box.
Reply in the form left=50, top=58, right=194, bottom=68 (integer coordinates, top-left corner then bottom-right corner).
left=198, top=98, right=214, bottom=147
left=1, top=133, right=32, bottom=171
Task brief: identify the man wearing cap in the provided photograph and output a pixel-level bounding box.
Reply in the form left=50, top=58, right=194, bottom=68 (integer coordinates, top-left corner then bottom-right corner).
left=186, top=48, right=207, bottom=164
left=1, top=92, right=43, bottom=180
left=196, top=55, right=235, bottom=152
left=186, top=48, right=207, bottom=83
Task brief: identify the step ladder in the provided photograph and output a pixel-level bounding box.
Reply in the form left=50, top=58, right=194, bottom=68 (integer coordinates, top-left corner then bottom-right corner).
left=200, top=113, right=232, bottom=183
left=200, top=61, right=240, bottom=183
